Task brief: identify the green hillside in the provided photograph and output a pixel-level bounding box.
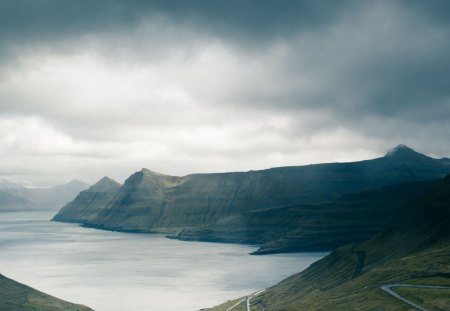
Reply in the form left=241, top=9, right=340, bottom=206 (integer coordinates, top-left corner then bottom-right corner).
left=0, top=274, right=94, bottom=311
left=207, top=175, right=450, bottom=310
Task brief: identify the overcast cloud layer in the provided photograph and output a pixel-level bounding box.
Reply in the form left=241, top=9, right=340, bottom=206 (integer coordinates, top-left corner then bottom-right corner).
left=1, top=0, right=450, bottom=186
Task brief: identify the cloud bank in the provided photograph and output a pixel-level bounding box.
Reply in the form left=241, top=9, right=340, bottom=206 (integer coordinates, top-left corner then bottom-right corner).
left=0, top=0, right=449, bottom=186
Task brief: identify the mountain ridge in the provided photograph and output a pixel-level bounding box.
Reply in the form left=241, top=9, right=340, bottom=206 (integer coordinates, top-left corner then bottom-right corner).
left=53, top=145, right=450, bottom=249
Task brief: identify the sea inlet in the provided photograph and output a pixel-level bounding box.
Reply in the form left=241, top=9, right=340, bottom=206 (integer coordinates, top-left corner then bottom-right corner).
left=0, top=211, right=326, bottom=311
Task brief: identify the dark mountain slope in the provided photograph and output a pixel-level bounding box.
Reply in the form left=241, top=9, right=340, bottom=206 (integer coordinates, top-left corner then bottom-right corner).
left=0, top=274, right=93, bottom=311
left=208, top=175, right=450, bottom=311
left=54, top=145, right=450, bottom=234
left=53, top=177, right=121, bottom=223
left=174, top=179, right=441, bottom=254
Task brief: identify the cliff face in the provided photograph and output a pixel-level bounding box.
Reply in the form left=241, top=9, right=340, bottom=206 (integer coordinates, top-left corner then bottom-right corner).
left=54, top=146, right=450, bottom=234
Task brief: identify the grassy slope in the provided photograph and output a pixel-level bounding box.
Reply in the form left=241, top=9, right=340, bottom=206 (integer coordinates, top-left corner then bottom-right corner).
left=0, top=274, right=94, bottom=311
left=395, top=286, right=450, bottom=311
left=207, top=176, right=450, bottom=311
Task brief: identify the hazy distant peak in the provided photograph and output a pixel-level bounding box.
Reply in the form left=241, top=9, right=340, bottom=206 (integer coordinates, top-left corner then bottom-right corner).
left=0, top=178, right=27, bottom=190
left=89, top=176, right=121, bottom=192
left=384, top=144, right=423, bottom=158
left=65, top=179, right=90, bottom=187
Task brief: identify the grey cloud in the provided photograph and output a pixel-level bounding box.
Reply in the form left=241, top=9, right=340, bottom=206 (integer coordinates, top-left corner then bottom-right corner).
left=2, top=0, right=449, bottom=125
left=0, top=0, right=450, bottom=186
left=0, top=0, right=352, bottom=43
left=221, top=1, right=450, bottom=124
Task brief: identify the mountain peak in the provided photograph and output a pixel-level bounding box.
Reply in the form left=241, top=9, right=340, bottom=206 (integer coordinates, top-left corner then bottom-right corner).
left=0, top=178, right=27, bottom=190
left=89, top=176, right=121, bottom=192
left=66, top=179, right=89, bottom=187
left=384, top=144, right=422, bottom=158
left=140, top=168, right=166, bottom=176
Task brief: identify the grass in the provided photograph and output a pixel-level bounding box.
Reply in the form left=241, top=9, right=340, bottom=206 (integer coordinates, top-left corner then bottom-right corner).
left=395, top=286, right=450, bottom=311
left=0, top=274, right=93, bottom=311
left=203, top=296, right=247, bottom=311
left=206, top=196, right=450, bottom=311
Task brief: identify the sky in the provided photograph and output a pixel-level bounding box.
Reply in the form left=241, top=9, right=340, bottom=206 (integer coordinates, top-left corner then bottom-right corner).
left=1, top=0, right=450, bottom=186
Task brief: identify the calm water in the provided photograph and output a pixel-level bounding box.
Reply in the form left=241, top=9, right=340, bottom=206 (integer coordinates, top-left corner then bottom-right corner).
left=0, top=211, right=325, bottom=311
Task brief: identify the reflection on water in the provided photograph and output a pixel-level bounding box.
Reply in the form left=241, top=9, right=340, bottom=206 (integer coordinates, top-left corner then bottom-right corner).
left=0, top=211, right=325, bottom=311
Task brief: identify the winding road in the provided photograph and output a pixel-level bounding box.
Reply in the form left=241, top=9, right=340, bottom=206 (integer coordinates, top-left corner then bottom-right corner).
left=224, top=289, right=266, bottom=311
left=223, top=283, right=450, bottom=311
left=224, top=297, right=247, bottom=311
left=246, top=289, right=266, bottom=311
left=380, top=284, right=450, bottom=311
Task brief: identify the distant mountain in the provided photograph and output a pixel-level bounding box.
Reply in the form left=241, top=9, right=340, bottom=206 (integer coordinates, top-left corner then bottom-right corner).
left=207, top=175, right=450, bottom=311
left=0, top=178, right=27, bottom=190
left=13, top=179, right=90, bottom=209
left=0, top=191, right=34, bottom=211
left=0, top=273, right=93, bottom=311
left=54, top=145, right=450, bottom=237
left=0, top=179, right=90, bottom=211
left=0, top=178, right=32, bottom=211
left=53, top=177, right=121, bottom=223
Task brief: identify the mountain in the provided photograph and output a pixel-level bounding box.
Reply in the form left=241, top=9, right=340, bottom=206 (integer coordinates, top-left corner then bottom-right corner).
left=54, top=145, right=450, bottom=236
left=0, top=179, right=90, bottom=211
left=0, top=178, right=34, bottom=211
left=0, top=273, right=93, bottom=311
left=0, top=191, right=34, bottom=211
left=172, top=179, right=441, bottom=254
left=0, top=178, right=27, bottom=190
left=207, top=175, right=450, bottom=311
left=12, top=180, right=90, bottom=209
left=53, top=177, right=121, bottom=223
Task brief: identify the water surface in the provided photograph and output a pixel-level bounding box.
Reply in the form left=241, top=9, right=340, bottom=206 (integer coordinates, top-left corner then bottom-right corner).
left=0, top=211, right=325, bottom=311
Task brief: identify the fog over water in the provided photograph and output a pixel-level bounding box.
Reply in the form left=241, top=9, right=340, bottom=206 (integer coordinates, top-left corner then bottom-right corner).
left=0, top=211, right=325, bottom=311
